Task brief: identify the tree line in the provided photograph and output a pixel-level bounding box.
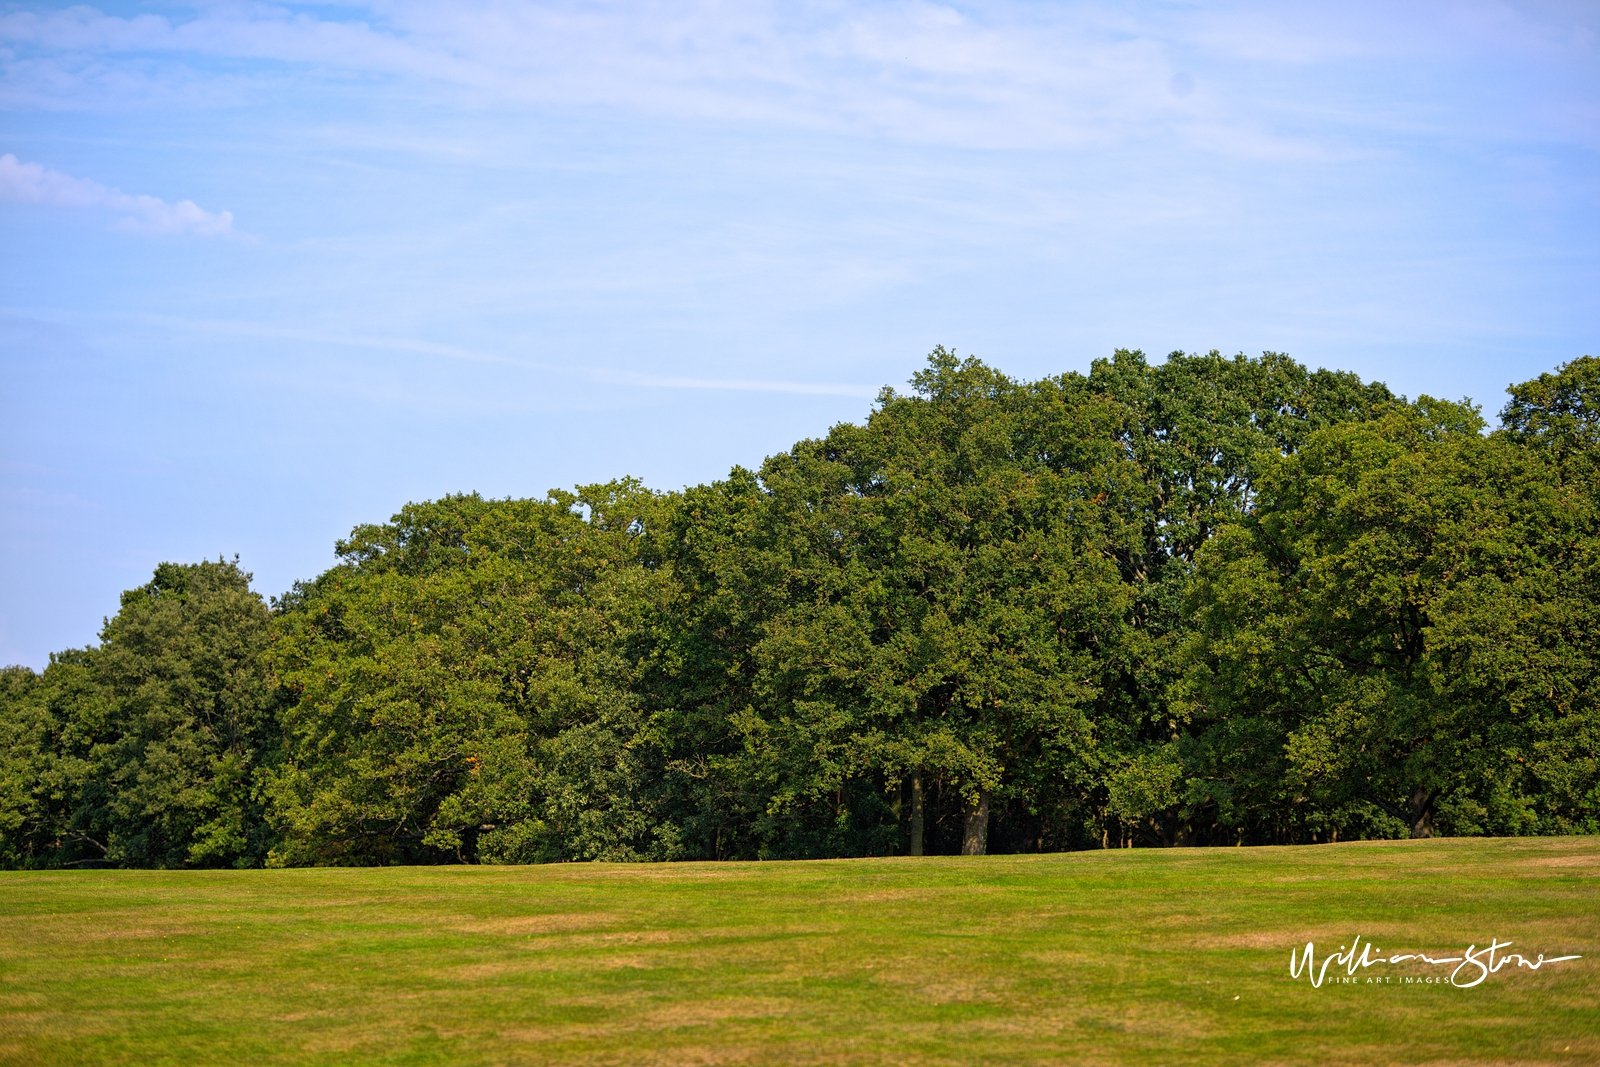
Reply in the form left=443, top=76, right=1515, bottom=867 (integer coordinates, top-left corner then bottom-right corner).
left=3, top=349, right=1597, bottom=868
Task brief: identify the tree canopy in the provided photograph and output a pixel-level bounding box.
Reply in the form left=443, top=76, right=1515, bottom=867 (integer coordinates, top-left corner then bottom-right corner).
left=4, top=350, right=1596, bottom=866
left=1, top=559, right=277, bottom=868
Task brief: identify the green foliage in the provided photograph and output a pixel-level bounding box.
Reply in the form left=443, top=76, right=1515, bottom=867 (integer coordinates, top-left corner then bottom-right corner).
left=4, top=349, right=1596, bottom=867
left=264, top=483, right=682, bottom=865
left=1178, top=402, right=1600, bottom=840
left=0, top=559, right=277, bottom=868
left=1499, top=354, right=1600, bottom=453
left=644, top=350, right=1133, bottom=857
left=1065, top=349, right=1395, bottom=845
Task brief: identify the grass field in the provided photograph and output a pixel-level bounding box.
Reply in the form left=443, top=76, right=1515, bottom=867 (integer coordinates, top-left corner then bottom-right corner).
left=1, top=838, right=1596, bottom=1066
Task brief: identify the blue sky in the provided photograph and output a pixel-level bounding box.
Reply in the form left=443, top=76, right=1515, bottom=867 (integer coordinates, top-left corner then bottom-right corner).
left=2, top=0, right=1597, bottom=668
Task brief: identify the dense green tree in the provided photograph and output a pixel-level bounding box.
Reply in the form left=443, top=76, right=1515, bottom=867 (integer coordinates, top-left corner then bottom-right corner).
left=1075, top=350, right=1395, bottom=845
left=1499, top=355, right=1600, bottom=455
left=817, top=354, right=1133, bottom=855
left=1177, top=398, right=1600, bottom=840
left=7, top=350, right=1595, bottom=868
left=647, top=352, right=1139, bottom=857
left=0, top=660, right=88, bottom=866
left=265, top=483, right=680, bottom=865
left=0, top=559, right=277, bottom=867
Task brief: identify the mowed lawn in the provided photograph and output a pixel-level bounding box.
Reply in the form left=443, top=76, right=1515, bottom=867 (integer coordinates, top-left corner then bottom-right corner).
left=1, top=839, right=1596, bottom=1066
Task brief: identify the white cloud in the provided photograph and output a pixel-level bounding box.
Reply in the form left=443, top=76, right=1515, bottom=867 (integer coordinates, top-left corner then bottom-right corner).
left=2, top=1, right=1587, bottom=159
left=0, top=2, right=1265, bottom=152
left=0, top=153, right=234, bottom=237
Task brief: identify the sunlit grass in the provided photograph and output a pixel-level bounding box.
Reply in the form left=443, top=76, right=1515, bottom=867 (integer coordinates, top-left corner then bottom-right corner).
left=2, top=838, right=1596, bottom=1065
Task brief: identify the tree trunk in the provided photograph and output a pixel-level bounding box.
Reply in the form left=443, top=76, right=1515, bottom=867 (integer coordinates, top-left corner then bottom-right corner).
left=1409, top=787, right=1435, bottom=839
left=909, top=772, right=925, bottom=857
left=960, top=788, right=989, bottom=855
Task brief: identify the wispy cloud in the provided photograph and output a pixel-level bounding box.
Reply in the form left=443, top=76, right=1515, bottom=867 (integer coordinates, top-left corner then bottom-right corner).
left=3, top=2, right=1589, bottom=159
left=589, top=369, right=879, bottom=397
left=0, top=1, right=1483, bottom=158
left=0, top=154, right=235, bottom=237
left=118, top=313, right=881, bottom=396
